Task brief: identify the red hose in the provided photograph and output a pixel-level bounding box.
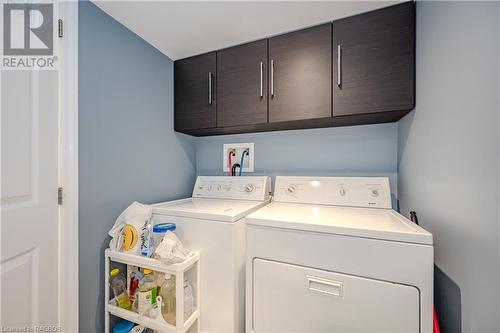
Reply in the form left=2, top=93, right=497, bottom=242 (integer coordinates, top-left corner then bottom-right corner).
left=228, top=151, right=233, bottom=176
left=433, top=306, right=441, bottom=333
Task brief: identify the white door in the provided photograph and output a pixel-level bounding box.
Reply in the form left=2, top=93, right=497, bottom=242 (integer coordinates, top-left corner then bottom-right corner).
left=1, top=69, right=59, bottom=328
left=253, top=259, right=420, bottom=333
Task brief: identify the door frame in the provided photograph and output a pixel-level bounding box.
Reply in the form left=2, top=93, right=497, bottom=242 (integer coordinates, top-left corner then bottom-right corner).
left=58, top=1, right=79, bottom=331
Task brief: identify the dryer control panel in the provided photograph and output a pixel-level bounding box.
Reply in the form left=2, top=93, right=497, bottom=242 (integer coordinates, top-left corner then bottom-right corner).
left=274, top=176, right=392, bottom=209
left=193, top=176, right=270, bottom=201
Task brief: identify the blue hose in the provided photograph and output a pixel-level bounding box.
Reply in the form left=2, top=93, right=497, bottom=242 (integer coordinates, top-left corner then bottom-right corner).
left=239, top=151, right=248, bottom=176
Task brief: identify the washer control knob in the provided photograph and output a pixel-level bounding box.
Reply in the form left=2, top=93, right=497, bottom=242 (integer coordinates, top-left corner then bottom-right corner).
left=371, top=189, right=379, bottom=197
left=339, top=188, right=346, bottom=196
left=244, top=184, right=255, bottom=193
left=286, top=186, right=296, bottom=194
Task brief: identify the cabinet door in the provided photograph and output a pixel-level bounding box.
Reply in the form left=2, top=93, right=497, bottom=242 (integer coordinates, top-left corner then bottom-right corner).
left=268, top=24, right=331, bottom=123
left=175, top=53, right=216, bottom=131
left=333, top=2, right=415, bottom=117
left=217, top=40, right=268, bottom=127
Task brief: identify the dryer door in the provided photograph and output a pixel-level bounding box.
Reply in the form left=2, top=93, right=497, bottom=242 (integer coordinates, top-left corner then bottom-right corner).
left=253, top=259, right=420, bottom=333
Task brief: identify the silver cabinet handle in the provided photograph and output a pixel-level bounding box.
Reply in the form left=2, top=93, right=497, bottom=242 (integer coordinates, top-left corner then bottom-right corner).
left=208, top=72, right=213, bottom=105
left=260, top=61, right=263, bottom=98
left=337, top=44, right=342, bottom=88
left=270, top=59, right=274, bottom=97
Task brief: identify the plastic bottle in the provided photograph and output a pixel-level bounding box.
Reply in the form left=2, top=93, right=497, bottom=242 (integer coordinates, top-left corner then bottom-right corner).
left=158, top=274, right=176, bottom=325
left=140, top=269, right=157, bottom=291
left=136, top=269, right=157, bottom=316
left=153, top=271, right=166, bottom=290
left=140, top=220, right=153, bottom=257
left=183, top=280, right=194, bottom=319
left=129, top=269, right=141, bottom=307
left=109, top=268, right=132, bottom=310
left=152, top=223, right=176, bottom=253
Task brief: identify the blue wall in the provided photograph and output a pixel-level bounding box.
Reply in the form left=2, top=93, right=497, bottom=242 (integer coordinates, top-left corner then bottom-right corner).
left=196, top=123, right=399, bottom=200
left=398, top=2, right=500, bottom=332
left=78, top=2, right=196, bottom=332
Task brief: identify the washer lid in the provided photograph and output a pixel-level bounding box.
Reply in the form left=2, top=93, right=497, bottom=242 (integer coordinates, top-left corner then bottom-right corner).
left=153, top=198, right=270, bottom=222
left=246, top=202, right=433, bottom=245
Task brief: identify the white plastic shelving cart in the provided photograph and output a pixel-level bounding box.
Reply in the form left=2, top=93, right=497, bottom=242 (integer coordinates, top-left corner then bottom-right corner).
left=105, top=249, right=200, bottom=333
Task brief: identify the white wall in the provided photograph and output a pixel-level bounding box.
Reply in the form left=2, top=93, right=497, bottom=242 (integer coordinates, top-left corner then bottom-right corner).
left=398, top=2, right=500, bottom=332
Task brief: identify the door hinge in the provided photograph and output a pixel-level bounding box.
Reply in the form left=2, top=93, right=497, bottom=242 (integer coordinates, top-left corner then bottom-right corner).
left=58, top=187, right=63, bottom=205
left=58, top=19, right=63, bottom=38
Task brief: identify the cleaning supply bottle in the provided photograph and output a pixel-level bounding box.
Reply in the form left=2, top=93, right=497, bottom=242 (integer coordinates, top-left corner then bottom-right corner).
left=151, top=223, right=176, bottom=254
left=158, top=274, right=176, bottom=325
left=136, top=269, right=157, bottom=316
left=131, top=271, right=144, bottom=312
left=154, top=270, right=166, bottom=285
left=183, top=279, right=194, bottom=319
left=109, top=268, right=132, bottom=310
left=129, top=269, right=141, bottom=305
left=140, top=220, right=153, bottom=257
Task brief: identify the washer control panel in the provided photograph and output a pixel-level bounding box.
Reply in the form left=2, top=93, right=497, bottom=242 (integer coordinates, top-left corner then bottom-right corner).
left=274, top=176, right=392, bottom=209
left=193, top=176, right=270, bottom=201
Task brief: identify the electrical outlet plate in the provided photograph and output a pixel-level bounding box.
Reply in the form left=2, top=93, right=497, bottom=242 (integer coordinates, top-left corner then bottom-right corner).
left=223, top=143, right=255, bottom=173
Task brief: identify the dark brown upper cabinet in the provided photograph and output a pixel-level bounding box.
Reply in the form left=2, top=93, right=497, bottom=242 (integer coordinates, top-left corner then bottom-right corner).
left=268, top=24, right=332, bottom=123
left=217, top=40, right=268, bottom=127
left=333, top=2, right=415, bottom=117
left=174, top=2, right=416, bottom=136
left=174, top=52, right=216, bottom=131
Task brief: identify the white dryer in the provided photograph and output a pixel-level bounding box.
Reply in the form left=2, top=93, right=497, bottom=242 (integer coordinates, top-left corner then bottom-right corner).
left=153, top=176, right=270, bottom=333
left=246, top=176, right=433, bottom=333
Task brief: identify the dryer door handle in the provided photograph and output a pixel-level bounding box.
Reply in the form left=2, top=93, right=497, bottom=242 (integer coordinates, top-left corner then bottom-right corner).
left=306, top=275, right=343, bottom=298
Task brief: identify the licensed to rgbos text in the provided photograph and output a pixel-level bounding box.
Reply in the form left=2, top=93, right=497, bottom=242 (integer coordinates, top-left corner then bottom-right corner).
left=1, top=327, right=62, bottom=332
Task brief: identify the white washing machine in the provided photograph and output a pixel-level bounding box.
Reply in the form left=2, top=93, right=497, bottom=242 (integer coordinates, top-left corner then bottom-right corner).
left=152, top=176, right=270, bottom=333
left=246, top=176, right=433, bottom=333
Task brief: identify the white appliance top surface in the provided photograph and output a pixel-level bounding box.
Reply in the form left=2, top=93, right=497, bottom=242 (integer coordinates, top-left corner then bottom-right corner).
left=247, top=202, right=433, bottom=245
left=153, top=176, right=270, bottom=222
left=153, top=198, right=270, bottom=223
